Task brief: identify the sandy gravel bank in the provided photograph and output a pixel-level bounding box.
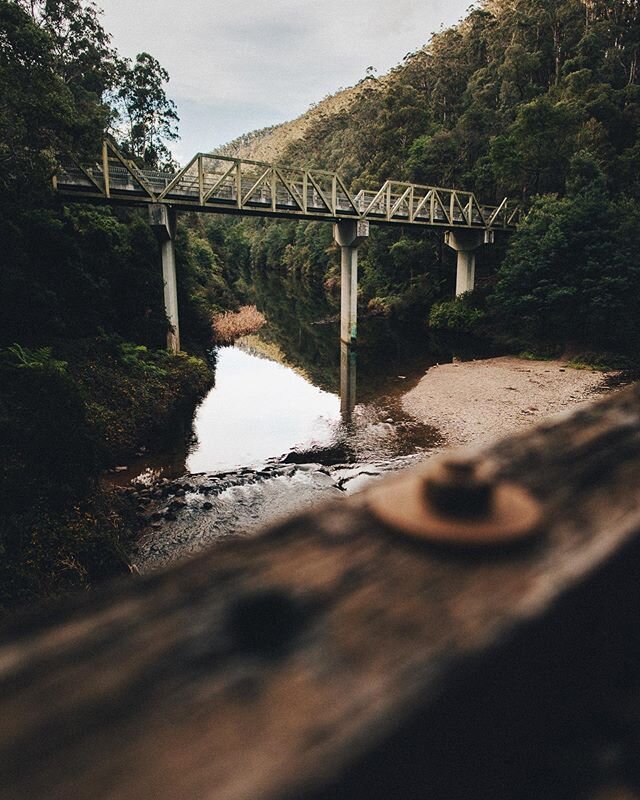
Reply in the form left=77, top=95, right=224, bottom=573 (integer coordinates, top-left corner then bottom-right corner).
left=402, top=356, right=618, bottom=447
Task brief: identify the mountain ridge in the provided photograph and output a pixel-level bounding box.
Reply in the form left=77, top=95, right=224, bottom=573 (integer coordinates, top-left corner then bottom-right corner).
left=214, top=77, right=383, bottom=164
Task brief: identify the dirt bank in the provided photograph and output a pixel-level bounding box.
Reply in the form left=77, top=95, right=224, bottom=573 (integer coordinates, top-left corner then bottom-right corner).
left=402, top=356, right=618, bottom=447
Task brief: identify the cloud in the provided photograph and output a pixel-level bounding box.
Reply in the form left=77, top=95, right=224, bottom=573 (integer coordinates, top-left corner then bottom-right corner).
left=97, top=0, right=470, bottom=157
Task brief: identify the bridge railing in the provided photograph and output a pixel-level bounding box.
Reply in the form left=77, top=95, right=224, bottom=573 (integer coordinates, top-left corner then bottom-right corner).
left=1, top=383, right=639, bottom=799
left=55, top=140, right=521, bottom=230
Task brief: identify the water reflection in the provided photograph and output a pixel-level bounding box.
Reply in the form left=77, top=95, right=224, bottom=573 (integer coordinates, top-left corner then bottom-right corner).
left=116, top=269, right=492, bottom=484
left=340, top=342, right=357, bottom=420
left=247, top=269, right=340, bottom=394
left=184, top=343, right=441, bottom=473
left=245, top=268, right=449, bottom=401
left=187, top=347, right=340, bottom=472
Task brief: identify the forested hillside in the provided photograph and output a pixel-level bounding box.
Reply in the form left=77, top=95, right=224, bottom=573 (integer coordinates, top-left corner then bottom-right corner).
left=220, top=82, right=375, bottom=163
left=222, top=0, right=640, bottom=358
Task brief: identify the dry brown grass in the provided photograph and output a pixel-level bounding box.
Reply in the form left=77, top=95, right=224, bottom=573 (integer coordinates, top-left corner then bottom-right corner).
left=212, top=305, right=266, bottom=345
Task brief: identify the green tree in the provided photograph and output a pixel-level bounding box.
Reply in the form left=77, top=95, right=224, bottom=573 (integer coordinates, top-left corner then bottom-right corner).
left=16, top=0, right=117, bottom=84
left=113, top=52, right=179, bottom=169
left=583, top=0, right=640, bottom=84
left=490, top=153, right=640, bottom=351
left=14, top=0, right=117, bottom=148
left=0, top=1, right=75, bottom=200
left=491, top=95, right=583, bottom=197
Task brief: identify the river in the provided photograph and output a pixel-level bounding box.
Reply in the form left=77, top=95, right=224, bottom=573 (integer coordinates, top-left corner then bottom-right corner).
left=125, top=271, right=490, bottom=571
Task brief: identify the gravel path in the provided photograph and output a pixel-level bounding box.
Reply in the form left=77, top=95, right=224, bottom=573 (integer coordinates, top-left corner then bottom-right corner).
left=402, top=356, right=618, bottom=447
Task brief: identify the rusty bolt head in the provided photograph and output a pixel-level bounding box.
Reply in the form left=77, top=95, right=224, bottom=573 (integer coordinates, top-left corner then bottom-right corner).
left=366, top=452, right=542, bottom=548
left=424, top=457, right=495, bottom=520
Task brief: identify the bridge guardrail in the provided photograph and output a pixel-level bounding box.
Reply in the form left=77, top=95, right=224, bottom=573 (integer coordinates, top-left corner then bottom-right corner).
left=55, top=140, right=521, bottom=231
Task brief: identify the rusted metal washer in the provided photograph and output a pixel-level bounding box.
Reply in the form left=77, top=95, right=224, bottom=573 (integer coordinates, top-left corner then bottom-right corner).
left=367, top=454, right=542, bottom=548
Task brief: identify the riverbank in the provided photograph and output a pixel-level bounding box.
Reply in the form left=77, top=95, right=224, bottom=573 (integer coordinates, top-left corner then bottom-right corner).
left=402, top=355, right=619, bottom=447
left=0, top=338, right=214, bottom=613
left=127, top=353, right=624, bottom=573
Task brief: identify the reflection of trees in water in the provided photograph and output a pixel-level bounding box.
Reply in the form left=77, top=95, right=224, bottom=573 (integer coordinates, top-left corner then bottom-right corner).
left=245, top=269, right=341, bottom=393
left=243, top=267, right=461, bottom=402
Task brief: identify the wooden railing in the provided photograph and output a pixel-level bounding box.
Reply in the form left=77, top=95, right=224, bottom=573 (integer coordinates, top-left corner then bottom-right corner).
left=1, top=382, right=640, bottom=799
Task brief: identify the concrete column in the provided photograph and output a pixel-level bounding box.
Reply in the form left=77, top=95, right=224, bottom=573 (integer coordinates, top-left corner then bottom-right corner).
left=456, top=250, right=476, bottom=295
left=149, top=204, right=180, bottom=353
left=444, top=229, right=487, bottom=297
left=340, top=245, right=358, bottom=344
left=333, top=220, right=369, bottom=345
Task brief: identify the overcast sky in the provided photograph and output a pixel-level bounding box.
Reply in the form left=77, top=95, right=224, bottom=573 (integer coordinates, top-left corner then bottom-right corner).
left=96, top=0, right=471, bottom=162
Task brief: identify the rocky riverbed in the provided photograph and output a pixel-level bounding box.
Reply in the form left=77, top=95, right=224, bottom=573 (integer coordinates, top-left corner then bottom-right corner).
left=127, top=455, right=422, bottom=571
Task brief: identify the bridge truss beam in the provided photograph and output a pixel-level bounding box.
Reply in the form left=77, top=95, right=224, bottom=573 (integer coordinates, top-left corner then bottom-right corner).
left=55, top=140, right=520, bottom=232
left=54, top=141, right=521, bottom=362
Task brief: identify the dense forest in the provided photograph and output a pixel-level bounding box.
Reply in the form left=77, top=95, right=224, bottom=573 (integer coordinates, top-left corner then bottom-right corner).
left=228, top=0, right=640, bottom=363
left=1, top=0, right=639, bottom=610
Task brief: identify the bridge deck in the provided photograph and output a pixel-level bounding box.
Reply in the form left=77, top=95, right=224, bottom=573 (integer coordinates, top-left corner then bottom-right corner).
left=55, top=140, right=519, bottom=230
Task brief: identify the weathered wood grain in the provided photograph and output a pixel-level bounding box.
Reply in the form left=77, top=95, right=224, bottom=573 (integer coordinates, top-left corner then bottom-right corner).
left=2, top=383, right=640, bottom=799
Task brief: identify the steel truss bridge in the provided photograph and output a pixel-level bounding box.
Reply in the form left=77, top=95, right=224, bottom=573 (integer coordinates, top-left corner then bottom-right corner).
left=54, top=139, right=520, bottom=399
left=55, top=140, right=519, bottom=231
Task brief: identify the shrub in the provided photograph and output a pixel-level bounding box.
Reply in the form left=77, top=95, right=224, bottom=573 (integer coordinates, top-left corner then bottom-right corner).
left=0, top=345, right=98, bottom=511
left=212, top=305, right=266, bottom=344
left=428, top=295, right=486, bottom=333
left=0, top=336, right=214, bottom=611
left=62, top=336, right=213, bottom=463
left=0, top=491, right=137, bottom=614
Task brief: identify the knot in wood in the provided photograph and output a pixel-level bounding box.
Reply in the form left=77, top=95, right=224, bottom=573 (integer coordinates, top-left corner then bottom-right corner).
left=226, top=589, right=309, bottom=660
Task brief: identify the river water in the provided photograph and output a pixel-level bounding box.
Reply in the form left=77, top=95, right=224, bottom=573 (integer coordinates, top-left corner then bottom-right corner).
left=189, top=347, right=338, bottom=471
left=127, top=271, right=482, bottom=570
left=192, top=343, right=443, bottom=471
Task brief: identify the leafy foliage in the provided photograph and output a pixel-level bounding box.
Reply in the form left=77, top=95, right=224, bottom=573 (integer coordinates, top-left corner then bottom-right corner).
left=491, top=155, right=640, bottom=351
left=0, top=491, right=136, bottom=613
left=429, top=295, right=487, bottom=334
left=0, top=344, right=97, bottom=509
left=0, top=1, right=225, bottom=610
left=0, top=0, right=81, bottom=200
left=0, top=337, right=213, bottom=612
left=112, top=52, right=179, bottom=169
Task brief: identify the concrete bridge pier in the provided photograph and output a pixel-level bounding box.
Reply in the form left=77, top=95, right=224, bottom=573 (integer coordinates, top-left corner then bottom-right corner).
left=149, top=204, right=180, bottom=353
left=444, top=229, right=492, bottom=296
left=334, top=220, right=369, bottom=344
